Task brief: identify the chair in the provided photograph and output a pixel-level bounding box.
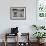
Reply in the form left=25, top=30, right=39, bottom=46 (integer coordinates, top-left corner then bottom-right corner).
left=4, top=27, right=19, bottom=46
left=18, top=33, right=30, bottom=46
left=4, top=33, right=18, bottom=46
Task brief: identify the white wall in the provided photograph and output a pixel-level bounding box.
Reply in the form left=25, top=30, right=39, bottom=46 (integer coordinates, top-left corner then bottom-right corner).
left=0, top=0, right=37, bottom=42
left=0, top=0, right=37, bottom=34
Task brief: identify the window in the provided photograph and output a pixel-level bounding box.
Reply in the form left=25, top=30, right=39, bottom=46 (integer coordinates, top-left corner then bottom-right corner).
left=37, top=0, right=46, bottom=18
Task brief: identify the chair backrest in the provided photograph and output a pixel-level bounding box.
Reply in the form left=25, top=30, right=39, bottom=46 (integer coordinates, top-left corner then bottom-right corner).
left=11, top=27, right=18, bottom=34
left=18, top=33, right=29, bottom=42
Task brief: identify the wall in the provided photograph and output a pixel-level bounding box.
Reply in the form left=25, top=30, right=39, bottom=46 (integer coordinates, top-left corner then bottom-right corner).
left=0, top=0, right=36, bottom=42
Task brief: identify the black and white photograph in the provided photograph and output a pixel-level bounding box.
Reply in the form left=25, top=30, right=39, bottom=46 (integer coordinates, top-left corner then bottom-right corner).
left=10, top=7, right=26, bottom=20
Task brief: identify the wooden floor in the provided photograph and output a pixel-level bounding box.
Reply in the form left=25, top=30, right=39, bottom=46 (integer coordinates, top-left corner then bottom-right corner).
left=0, top=42, right=46, bottom=46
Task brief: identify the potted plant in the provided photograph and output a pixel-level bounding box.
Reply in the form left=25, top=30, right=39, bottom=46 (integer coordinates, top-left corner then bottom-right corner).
left=32, top=25, right=46, bottom=43
left=33, top=32, right=46, bottom=43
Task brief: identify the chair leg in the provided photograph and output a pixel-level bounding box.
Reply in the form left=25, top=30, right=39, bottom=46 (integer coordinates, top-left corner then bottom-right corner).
left=4, top=41, right=7, bottom=46
left=4, top=33, right=7, bottom=46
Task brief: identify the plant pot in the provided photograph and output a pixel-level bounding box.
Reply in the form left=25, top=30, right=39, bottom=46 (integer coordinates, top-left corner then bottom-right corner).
left=37, top=39, right=45, bottom=44
left=37, top=39, right=40, bottom=43
left=40, top=38, right=45, bottom=43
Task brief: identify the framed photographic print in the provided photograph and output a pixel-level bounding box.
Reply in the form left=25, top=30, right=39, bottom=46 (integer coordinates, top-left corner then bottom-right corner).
left=10, top=7, right=26, bottom=20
